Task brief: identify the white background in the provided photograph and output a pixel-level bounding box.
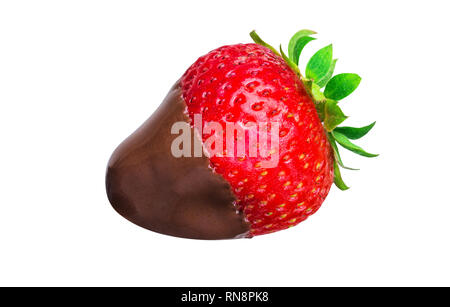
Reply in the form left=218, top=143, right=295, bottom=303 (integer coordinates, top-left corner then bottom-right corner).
left=1, top=0, right=449, bottom=286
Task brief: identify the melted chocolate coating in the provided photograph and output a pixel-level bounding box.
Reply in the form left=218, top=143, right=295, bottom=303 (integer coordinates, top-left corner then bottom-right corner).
left=106, top=82, right=250, bottom=239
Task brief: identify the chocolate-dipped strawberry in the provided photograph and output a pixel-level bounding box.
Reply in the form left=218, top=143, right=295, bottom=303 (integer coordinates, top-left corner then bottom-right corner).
left=106, top=30, right=377, bottom=239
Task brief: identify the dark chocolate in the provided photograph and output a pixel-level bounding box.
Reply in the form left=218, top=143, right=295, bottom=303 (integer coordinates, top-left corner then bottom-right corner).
left=105, top=82, right=250, bottom=239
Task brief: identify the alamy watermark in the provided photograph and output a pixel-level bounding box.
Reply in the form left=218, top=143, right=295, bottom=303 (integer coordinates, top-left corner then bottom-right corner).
left=171, top=114, right=280, bottom=168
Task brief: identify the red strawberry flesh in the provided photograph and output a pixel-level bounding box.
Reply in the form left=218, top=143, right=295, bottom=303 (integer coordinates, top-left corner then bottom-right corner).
left=181, top=44, right=334, bottom=236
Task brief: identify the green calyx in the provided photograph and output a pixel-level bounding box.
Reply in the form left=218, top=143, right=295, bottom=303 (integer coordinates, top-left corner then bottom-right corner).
left=250, top=29, right=378, bottom=190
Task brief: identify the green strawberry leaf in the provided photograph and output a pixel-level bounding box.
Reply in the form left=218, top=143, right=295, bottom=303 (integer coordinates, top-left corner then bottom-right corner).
left=249, top=30, right=280, bottom=56
left=291, top=36, right=316, bottom=66
left=316, top=59, right=337, bottom=88
left=288, top=29, right=316, bottom=62
left=332, top=131, right=378, bottom=157
left=305, top=44, right=333, bottom=82
left=324, top=99, right=348, bottom=131
left=328, top=133, right=359, bottom=170
left=333, top=160, right=349, bottom=190
left=311, top=83, right=326, bottom=102
left=324, top=73, right=361, bottom=100
left=334, top=122, right=376, bottom=140
left=279, top=45, right=300, bottom=75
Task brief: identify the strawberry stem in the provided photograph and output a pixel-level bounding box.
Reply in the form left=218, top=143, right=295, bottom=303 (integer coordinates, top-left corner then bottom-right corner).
left=249, top=31, right=280, bottom=56
left=249, top=29, right=378, bottom=190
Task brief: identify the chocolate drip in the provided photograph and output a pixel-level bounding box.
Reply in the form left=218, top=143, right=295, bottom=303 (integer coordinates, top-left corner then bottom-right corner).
left=106, top=82, right=250, bottom=239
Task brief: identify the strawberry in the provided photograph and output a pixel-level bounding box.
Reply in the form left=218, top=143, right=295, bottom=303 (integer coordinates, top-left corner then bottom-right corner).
left=180, top=30, right=377, bottom=236
left=106, top=29, right=377, bottom=239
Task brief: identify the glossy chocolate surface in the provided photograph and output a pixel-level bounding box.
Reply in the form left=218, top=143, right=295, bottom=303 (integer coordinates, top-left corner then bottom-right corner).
left=106, top=82, right=250, bottom=239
